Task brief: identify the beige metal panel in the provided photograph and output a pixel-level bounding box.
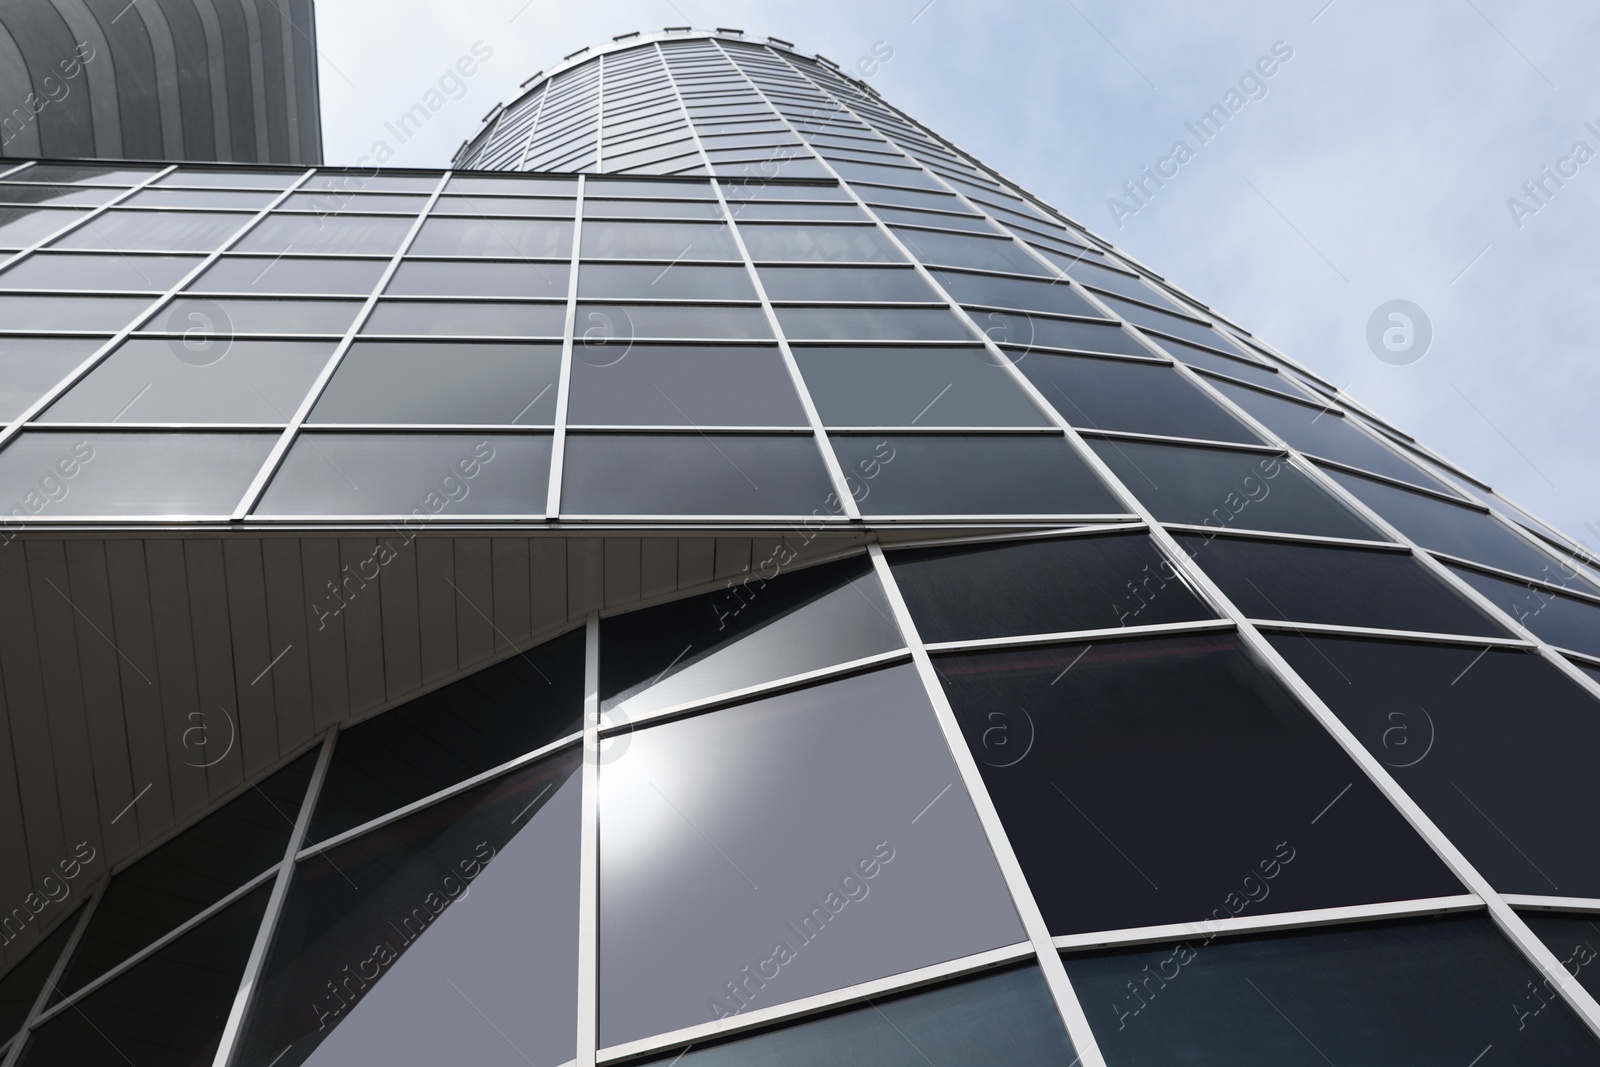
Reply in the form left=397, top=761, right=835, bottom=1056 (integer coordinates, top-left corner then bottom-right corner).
left=602, top=537, right=641, bottom=607
left=452, top=538, right=495, bottom=668
left=528, top=536, right=568, bottom=634
left=640, top=538, right=677, bottom=600
left=183, top=540, right=245, bottom=802
left=491, top=538, right=531, bottom=651
left=567, top=537, right=603, bottom=618
left=60, top=541, right=139, bottom=866
left=142, top=539, right=208, bottom=824
left=414, top=536, right=458, bottom=685
left=22, top=543, right=102, bottom=866
left=222, top=540, right=279, bottom=779
left=713, top=537, right=752, bottom=580
left=677, top=537, right=715, bottom=587
left=259, top=539, right=315, bottom=754
left=336, top=538, right=386, bottom=714
left=297, top=538, right=351, bottom=732
left=378, top=537, right=423, bottom=698
left=101, top=540, right=174, bottom=841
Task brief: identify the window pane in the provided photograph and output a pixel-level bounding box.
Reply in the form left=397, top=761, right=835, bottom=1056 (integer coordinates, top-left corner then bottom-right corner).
left=1090, top=440, right=1380, bottom=539
left=431, top=195, right=575, bottom=216
left=757, top=265, right=936, bottom=302
left=0, top=907, right=81, bottom=1039
left=578, top=262, right=754, bottom=299
left=568, top=344, right=804, bottom=426
left=1021, top=352, right=1258, bottom=443
left=0, top=339, right=102, bottom=420
left=386, top=259, right=568, bottom=298
left=0, top=207, right=83, bottom=246
left=931, top=268, right=1099, bottom=317
left=1271, top=635, right=1600, bottom=896
left=647, top=966, right=1077, bottom=1066
left=1322, top=468, right=1599, bottom=594
left=311, top=630, right=584, bottom=841
left=794, top=347, right=1046, bottom=427
left=280, top=192, right=429, bottom=214
left=409, top=217, right=573, bottom=257
left=190, top=256, right=388, bottom=296
left=581, top=220, right=739, bottom=260
left=838, top=434, right=1122, bottom=515
left=874, top=205, right=997, bottom=232
left=233, top=754, right=581, bottom=1067
left=310, top=342, right=559, bottom=426
left=1066, top=916, right=1600, bottom=1064
left=977, top=312, right=1148, bottom=357
left=857, top=184, right=967, bottom=210
left=831, top=159, right=943, bottom=188
left=0, top=295, right=151, bottom=331
left=599, top=666, right=1024, bottom=1047
left=935, top=635, right=1460, bottom=935
left=1100, top=293, right=1230, bottom=349
left=15, top=164, right=159, bottom=186
left=0, top=432, right=274, bottom=515
left=0, top=252, right=202, bottom=291
left=583, top=197, right=723, bottom=219
left=445, top=174, right=577, bottom=195
left=892, top=532, right=1214, bottom=642
left=730, top=201, right=867, bottom=221
left=125, top=188, right=279, bottom=209
left=255, top=434, right=549, bottom=516
left=891, top=228, right=1048, bottom=274
left=723, top=181, right=848, bottom=201
left=1180, top=536, right=1511, bottom=636
left=588, top=178, right=713, bottom=197
left=152, top=297, right=361, bottom=336
left=163, top=168, right=298, bottom=189
left=1448, top=565, right=1600, bottom=658
left=1156, top=335, right=1301, bottom=395
left=575, top=302, right=771, bottom=340
left=1519, top=912, right=1600, bottom=1002
left=19, top=886, right=270, bottom=1067
left=41, top=339, right=333, bottom=424
left=775, top=305, right=968, bottom=341
left=361, top=300, right=566, bottom=338
left=601, top=555, right=903, bottom=717
left=0, top=185, right=119, bottom=207
left=562, top=433, right=833, bottom=515
left=49, top=211, right=243, bottom=252
left=739, top=223, right=903, bottom=262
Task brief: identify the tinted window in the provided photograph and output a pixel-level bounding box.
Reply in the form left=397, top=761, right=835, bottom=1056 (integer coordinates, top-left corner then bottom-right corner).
left=1448, top=565, right=1600, bottom=658
left=408, top=217, right=572, bottom=258
left=361, top=300, right=566, bottom=338
left=1021, top=352, right=1258, bottom=443
left=0, top=252, right=202, bottom=291
left=581, top=220, right=739, bottom=260
left=739, top=223, right=904, bottom=263
left=310, top=343, right=561, bottom=425
left=837, top=434, right=1122, bottom=515
left=1519, top=911, right=1600, bottom=1002
left=190, top=256, right=389, bottom=296
left=0, top=432, right=274, bottom=516
left=568, top=344, right=804, bottom=426
left=1099, top=293, right=1229, bottom=349
left=575, top=302, right=771, bottom=340
left=891, top=228, right=1047, bottom=274
left=979, top=313, right=1149, bottom=356
left=794, top=347, right=1047, bottom=427
left=775, top=306, right=968, bottom=341
left=154, top=297, right=361, bottom=336
left=385, top=260, right=568, bottom=298
left=758, top=266, right=936, bottom=302
left=235, top=215, right=414, bottom=256
left=0, top=339, right=103, bottom=421
left=563, top=433, right=833, bottom=515
left=931, top=268, right=1099, bottom=316
left=0, top=295, right=151, bottom=331
left=577, top=262, right=754, bottom=299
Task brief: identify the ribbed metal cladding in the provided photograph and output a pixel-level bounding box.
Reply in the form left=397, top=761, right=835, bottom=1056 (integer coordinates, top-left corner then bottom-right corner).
left=0, top=0, right=322, bottom=165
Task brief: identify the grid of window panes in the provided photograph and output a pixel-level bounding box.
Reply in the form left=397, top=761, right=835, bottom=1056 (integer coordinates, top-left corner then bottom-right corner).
left=3, top=544, right=1599, bottom=1066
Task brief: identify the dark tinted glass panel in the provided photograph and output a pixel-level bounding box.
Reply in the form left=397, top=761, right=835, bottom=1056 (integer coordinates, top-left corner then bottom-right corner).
left=1021, top=352, right=1258, bottom=443
left=191, top=256, right=389, bottom=296
left=891, top=228, right=1047, bottom=274
left=936, top=635, right=1459, bottom=935
left=20, top=887, right=269, bottom=1067
left=1519, top=912, right=1600, bottom=1002
left=51, top=212, right=244, bottom=252
left=409, top=217, right=572, bottom=258
left=42, top=340, right=332, bottom=424
left=235, top=754, right=580, bottom=1067
left=362, top=300, right=566, bottom=337
left=1208, top=380, right=1448, bottom=490
left=1179, top=536, right=1510, bottom=636
left=58, top=752, right=312, bottom=996
left=0, top=431, right=274, bottom=515
left=1158, top=337, right=1302, bottom=395
left=562, top=434, right=833, bottom=515
left=599, top=666, right=1024, bottom=1047
left=892, top=533, right=1213, bottom=642
left=1272, top=635, right=1600, bottom=895
left=837, top=434, right=1121, bottom=515
left=234, top=215, right=413, bottom=256
left=1089, top=440, right=1379, bottom=539
left=601, top=555, right=902, bottom=716
left=0, top=908, right=79, bottom=1039
left=577, top=262, right=754, bottom=299
left=0, top=339, right=100, bottom=421
left=313, top=629, right=583, bottom=840
left=739, top=223, right=903, bottom=262
left=981, top=313, right=1148, bottom=357
left=153, top=298, right=361, bottom=336
left=831, top=159, right=943, bottom=188
left=568, top=345, right=804, bottom=426
left=256, top=433, right=548, bottom=515
left=0, top=253, right=201, bottom=291
left=0, top=295, right=150, bottom=331
left=1060, top=259, right=1169, bottom=303
left=1067, top=916, right=1600, bottom=1065
left=757, top=265, right=935, bottom=301
left=1322, top=468, right=1600, bottom=594
left=582, top=220, right=738, bottom=260
left=310, top=343, right=560, bottom=425
left=647, top=966, right=1077, bottom=1066
left=931, top=269, right=1099, bottom=317
left=1448, top=565, right=1600, bottom=658
left=794, top=346, right=1046, bottom=427
left=386, top=259, right=568, bottom=298
left=1099, top=293, right=1229, bottom=348
left=576, top=302, right=771, bottom=340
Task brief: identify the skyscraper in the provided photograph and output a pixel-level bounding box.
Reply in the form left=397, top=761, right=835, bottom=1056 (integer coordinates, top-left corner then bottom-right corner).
left=0, top=24, right=1598, bottom=1067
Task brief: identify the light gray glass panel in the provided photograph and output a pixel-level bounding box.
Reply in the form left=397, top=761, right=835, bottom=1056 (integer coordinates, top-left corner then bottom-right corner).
left=930, top=268, right=1100, bottom=317
left=161, top=169, right=299, bottom=189
left=51, top=212, right=248, bottom=252
left=152, top=298, right=362, bottom=336
left=836, top=434, right=1121, bottom=515
left=0, top=207, right=84, bottom=246
left=757, top=266, right=936, bottom=302
left=362, top=301, right=567, bottom=338
left=583, top=198, right=723, bottom=219
left=409, top=217, right=573, bottom=258
left=310, top=343, right=561, bottom=426
left=123, top=189, right=279, bottom=209
left=775, top=306, right=969, bottom=341
left=583, top=178, right=713, bottom=197
left=0, top=295, right=151, bottom=332
left=41, top=340, right=333, bottom=424
left=873, top=205, right=996, bottom=232
left=431, top=195, right=576, bottom=216
left=280, top=193, right=431, bottom=213
left=598, top=665, right=1024, bottom=1047
left=255, top=434, right=550, bottom=516
left=190, top=257, right=389, bottom=296
left=731, top=202, right=868, bottom=221
left=231, top=215, right=414, bottom=256
left=445, top=175, right=578, bottom=195
left=568, top=345, right=804, bottom=426
left=577, top=263, right=755, bottom=300
left=306, top=174, right=437, bottom=193
left=575, top=303, right=771, bottom=340
left=793, top=346, right=1047, bottom=426
left=0, top=338, right=103, bottom=421
left=386, top=260, right=568, bottom=298
left=0, top=432, right=275, bottom=515
left=738, top=224, right=903, bottom=263
left=16, top=165, right=159, bottom=186
left=891, top=228, right=1050, bottom=275
left=722, top=182, right=848, bottom=202
left=0, top=253, right=203, bottom=292
left=581, top=220, right=740, bottom=260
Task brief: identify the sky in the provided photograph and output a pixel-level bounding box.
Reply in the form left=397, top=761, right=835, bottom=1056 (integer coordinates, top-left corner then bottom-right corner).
left=313, top=0, right=1600, bottom=546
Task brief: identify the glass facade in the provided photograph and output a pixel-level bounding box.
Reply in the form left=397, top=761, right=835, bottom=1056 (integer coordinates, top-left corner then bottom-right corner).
left=1, top=26, right=1597, bottom=1067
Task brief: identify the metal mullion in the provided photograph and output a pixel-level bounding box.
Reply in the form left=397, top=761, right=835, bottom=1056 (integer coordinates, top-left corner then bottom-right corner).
left=0, top=164, right=177, bottom=276
left=1504, top=894, right=1600, bottom=913
left=575, top=615, right=601, bottom=1067
left=710, top=179, right=862, bottom=521
left=0, top=165, right=305, bottom=452
left=227, top=170, right=452, bottom=520
left=1430, top=551, right=1600, bottom=610
left=922, top=619, right=1235, bottom=656
left=876, top=521, right=1149, bottom=552
left=1247, top=620, right=1531, bottom=648
left=544, top=174, right=586, bottom=519
left=1077, top=427, right=1281, bottom=454
left=515, top=85, right=553, bottom=171
left=1306, top=455, right=1489, bottom=509
left=1161, top=522, right=1408, bottom=552
left=864, top=545, right=1107, bottom=1067
left=1, top=882, right=102, bottom=1067
left=0, top=161, right=33, bottom=179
